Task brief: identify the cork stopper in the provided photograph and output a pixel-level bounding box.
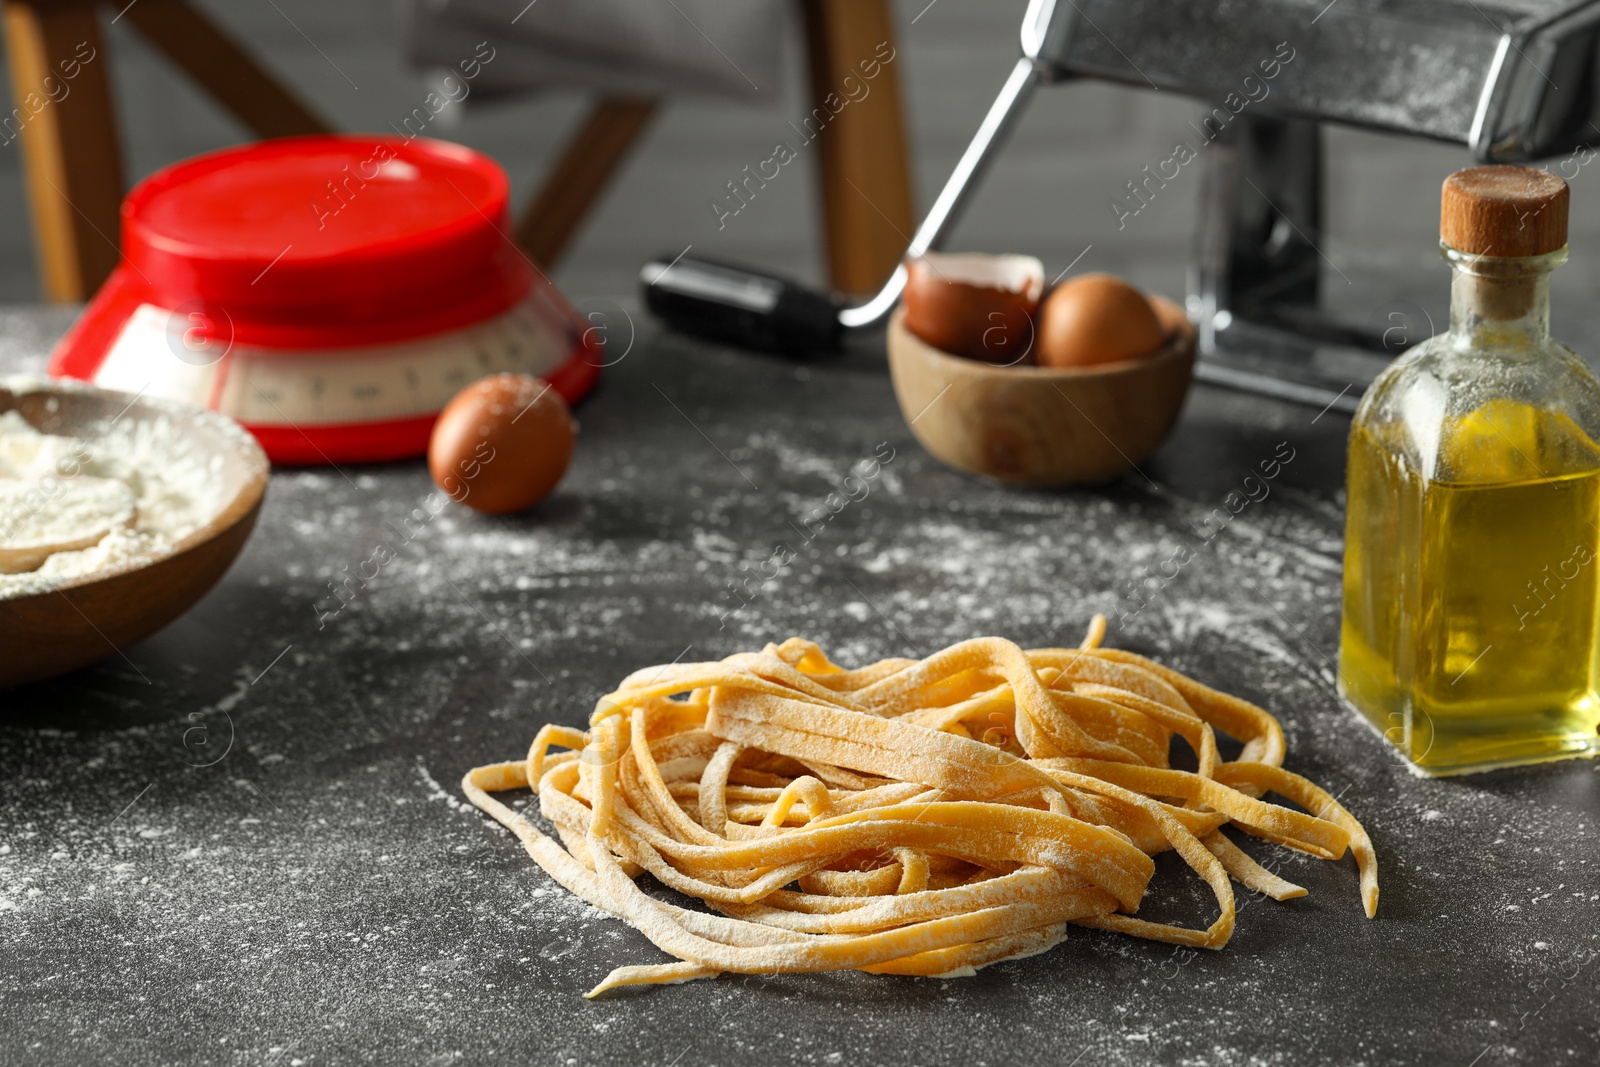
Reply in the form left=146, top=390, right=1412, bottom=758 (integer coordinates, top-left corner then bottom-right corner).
left=1440, top=165, right=1568, bottom=258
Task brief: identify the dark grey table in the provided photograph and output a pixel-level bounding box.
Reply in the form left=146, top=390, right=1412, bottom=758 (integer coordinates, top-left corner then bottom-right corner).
left=2, top=306, right=1595, bottom=1067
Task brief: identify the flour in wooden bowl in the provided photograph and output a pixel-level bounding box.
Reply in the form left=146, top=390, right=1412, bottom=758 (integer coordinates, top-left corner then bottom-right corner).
left=0, top=404, right=227, bottom=599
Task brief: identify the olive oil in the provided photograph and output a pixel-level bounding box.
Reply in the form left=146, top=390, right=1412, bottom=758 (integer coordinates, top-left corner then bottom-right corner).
left=1340, top=408, right=1600, bottom=771
left=1340, top=165, right=1600, bottom=773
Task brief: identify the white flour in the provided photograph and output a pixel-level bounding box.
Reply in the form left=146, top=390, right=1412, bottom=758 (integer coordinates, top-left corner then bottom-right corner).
left=0, top=476, right=135, bottom=571
left=0, top=405, right=224, bottom=598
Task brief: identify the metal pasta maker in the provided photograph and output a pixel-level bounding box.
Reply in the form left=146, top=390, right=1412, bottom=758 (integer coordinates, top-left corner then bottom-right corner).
left=644, top=0, right=1600, bottom=414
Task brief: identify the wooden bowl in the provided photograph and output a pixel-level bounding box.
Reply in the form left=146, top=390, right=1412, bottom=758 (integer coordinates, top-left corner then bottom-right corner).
left=887, top=295, right=1196, bottom=486
left=0, top=381, right=268, bottom=688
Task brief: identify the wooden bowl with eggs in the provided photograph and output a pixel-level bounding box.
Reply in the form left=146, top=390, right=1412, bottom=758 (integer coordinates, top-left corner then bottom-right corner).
left=887, top=260, right=1195, bottom=487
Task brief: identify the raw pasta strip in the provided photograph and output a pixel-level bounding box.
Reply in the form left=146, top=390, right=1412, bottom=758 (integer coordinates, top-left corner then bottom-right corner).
left=861, top=925, right=1070, bottom=977
left=1215, top=761, right=1380, bottom=917
left=462, top=623, right=1379, bottom=995
left=722, top=870, right=1118, bottom=934
left=587, top=961, right=720, bottom=996
left=1044, top=758, right=1351, bottom=858
left=1083, top=648, right=1287, bottom=767
left=850, top=638, right=1143, bottom=762
left=579, top=727, right=1123, bottom=976
left=708, top=690, right=1060, bottom=798
left=1035, top=767, right=1237, bottom=948
left=1202, top=829, right=1307, bottom=901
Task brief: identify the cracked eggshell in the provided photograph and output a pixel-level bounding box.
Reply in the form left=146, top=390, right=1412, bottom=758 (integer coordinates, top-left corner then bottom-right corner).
left=902, top=252, right=1044, bottom=365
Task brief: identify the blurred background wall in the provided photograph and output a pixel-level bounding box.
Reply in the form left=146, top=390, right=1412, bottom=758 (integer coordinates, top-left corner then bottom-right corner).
left=0, top=0, right=1572, bottom=323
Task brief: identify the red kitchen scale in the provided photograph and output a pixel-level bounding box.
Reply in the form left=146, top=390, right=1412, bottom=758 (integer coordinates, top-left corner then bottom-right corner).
left=49, top=135, right=601, bottom=465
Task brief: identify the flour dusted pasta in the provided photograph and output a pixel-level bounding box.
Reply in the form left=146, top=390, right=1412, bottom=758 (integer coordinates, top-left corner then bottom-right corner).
left=464, top=618, right=1378, bottom=996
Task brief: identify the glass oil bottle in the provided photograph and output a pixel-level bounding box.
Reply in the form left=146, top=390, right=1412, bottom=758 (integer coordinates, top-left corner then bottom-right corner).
left=1340, top=165, right=1600, bottom=773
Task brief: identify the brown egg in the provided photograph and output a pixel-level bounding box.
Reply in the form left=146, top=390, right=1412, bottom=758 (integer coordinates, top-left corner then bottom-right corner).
left=902, top=252, right=1044, bottom=364
left=1035, top=273, right=1166, bottom=369
left=428, top=374, right=575, bottom=515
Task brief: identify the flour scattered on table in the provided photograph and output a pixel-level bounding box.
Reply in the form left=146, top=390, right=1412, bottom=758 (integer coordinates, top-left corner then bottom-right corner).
left=0, top=403, right=225, bottom=598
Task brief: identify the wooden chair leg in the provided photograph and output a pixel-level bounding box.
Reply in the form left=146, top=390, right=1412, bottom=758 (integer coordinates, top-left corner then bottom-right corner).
left=516, top=96, right=656, bottom=270
left=802, top=0, right=915, bottom=297
left=119, top=0, right=330, bottom=138
left=4, top=0, right=123, bottom=302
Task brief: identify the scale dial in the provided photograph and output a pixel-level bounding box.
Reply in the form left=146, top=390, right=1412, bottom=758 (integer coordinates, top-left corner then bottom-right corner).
left=93, top=294, right=582, bottom=427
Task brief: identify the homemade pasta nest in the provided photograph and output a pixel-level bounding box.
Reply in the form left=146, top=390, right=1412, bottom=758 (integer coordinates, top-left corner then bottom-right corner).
left=464, top=618, right=1379, bottom=996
